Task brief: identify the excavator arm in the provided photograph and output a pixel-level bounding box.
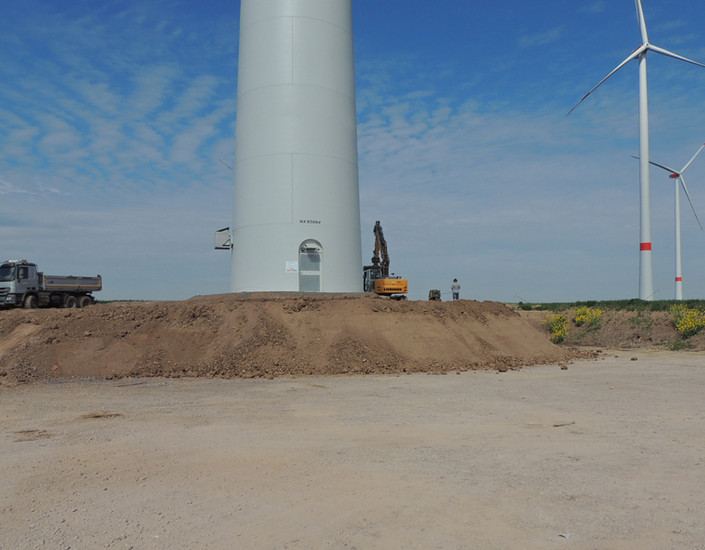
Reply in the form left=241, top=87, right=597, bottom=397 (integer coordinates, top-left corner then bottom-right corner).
left=371, top=220, right=390, bottom=277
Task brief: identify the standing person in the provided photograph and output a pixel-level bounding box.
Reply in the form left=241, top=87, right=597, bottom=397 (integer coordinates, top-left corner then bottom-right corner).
left=451, top=278, right=460, bottom=300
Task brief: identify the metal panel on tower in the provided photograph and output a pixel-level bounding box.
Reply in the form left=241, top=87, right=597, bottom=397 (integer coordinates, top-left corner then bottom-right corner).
left=231, top=0, right=363, bottom=292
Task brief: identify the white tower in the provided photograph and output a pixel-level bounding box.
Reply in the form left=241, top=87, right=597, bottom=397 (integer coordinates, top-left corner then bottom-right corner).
left=231, top=0, right=363, bottom=293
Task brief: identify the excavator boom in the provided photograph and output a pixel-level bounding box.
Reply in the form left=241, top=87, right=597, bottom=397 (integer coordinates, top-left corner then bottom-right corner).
left=363, top=221, right=408, bottom=298
left=372, top=221, right=390, bottom=277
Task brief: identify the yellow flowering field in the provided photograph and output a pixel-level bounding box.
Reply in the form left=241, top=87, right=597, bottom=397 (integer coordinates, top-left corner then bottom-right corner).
left=543, top=313, right=567, bottom=344
left=670, top=304, right=705, bottom=338
left=572, top=306, right=603, bottom=327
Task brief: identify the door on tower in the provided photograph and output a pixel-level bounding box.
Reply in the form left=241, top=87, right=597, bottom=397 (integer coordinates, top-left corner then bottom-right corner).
left=298, top=240, right=322, bottom=292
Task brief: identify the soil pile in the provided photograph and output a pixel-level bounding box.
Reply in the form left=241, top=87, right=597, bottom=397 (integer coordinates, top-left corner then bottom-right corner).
left=0, top=294, right=589, bottom=385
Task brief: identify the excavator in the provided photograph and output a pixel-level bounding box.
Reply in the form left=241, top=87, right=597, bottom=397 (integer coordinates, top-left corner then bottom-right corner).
left=362, top=221, right=408, bottom=299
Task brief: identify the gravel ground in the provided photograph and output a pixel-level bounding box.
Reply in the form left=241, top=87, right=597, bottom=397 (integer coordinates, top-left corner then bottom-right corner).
left=2, top=350, right=704, bottom=549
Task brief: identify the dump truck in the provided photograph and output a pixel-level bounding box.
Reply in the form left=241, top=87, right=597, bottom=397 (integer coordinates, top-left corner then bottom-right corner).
left=362, top=221, right=408, bottom=299
left=0, top=260, right=102, bottom=309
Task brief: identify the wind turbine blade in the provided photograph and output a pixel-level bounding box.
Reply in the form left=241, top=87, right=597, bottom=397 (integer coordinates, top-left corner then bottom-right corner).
left=681, top=143, right=705, bottom=173
left=633, top=155, right=678, bottom=174
left=679, top=175, right=704, bottom=231
left=635, top=0, right=649, bottom=44
left=648, top=44, right=705, bottom=69
left=219, top=159, right=234, bottom=173
left=649, top=160, right=678, bottom=175
left=567, top=46, right=646, bottom=116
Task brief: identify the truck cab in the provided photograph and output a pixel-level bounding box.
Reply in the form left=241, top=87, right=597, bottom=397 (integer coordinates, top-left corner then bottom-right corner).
left=0, top=260, right=39, bottom=307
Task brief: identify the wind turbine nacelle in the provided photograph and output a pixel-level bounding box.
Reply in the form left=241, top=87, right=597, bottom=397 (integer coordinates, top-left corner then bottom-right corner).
left=669, top=174, right=679, bottom=179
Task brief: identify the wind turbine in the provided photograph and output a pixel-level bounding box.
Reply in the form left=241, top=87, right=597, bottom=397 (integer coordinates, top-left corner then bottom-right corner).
left=636, top=144, right=705, bottom=300
left=568, top=0, right=705, bottom=300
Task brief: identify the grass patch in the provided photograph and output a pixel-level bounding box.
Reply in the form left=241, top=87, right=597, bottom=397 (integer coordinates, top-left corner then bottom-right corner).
left=668, top=340, right=693, bottom=351
left=628, top=311, right=653, bottom=330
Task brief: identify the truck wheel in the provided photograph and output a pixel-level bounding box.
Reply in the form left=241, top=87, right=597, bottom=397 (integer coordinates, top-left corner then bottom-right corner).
left=23, top=295, right=38, bottom=309
left=64, top=295, right=78, bottom=308
left=78, top=295, right=93, bottom=308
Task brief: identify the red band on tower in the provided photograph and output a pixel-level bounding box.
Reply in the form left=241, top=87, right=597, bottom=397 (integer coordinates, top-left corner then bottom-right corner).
left=640, top=243, right=652, bottom=251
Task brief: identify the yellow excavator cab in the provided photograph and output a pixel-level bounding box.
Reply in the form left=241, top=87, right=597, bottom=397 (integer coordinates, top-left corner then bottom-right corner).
left=374, top=277, right=408, bottom=296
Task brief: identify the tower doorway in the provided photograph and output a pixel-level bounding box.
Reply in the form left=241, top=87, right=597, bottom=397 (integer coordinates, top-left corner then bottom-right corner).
left=299, top=240, right=322, bottom=292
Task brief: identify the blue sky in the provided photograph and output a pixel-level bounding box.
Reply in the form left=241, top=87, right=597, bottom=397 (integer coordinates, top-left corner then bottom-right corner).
left=2, top=0, right=705, bottom=302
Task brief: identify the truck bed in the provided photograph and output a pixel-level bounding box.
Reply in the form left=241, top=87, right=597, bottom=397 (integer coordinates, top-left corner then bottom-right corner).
left=43, top=275, right=102, bottom=292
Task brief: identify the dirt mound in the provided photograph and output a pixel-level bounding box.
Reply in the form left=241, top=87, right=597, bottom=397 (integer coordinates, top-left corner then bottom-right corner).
left=0, top=294, right=590, bottom=385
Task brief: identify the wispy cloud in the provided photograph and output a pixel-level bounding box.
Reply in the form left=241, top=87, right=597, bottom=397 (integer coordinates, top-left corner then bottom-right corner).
left=0, top=1, right=238, bottom=299
left=0, top=177, right=31, bottom=196
left=518, top=26, right=563, bottom=48
left=2, top=1, right=705, bottom=301
left=580, top=1, right=607, bottom=14
left=354, top=39, right=705, bottom=300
